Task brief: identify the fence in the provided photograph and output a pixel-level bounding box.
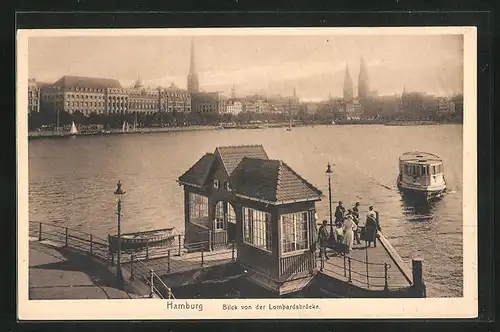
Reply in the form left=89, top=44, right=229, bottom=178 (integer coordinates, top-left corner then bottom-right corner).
left=132, top=260, right=175, bottom=299
left=29, top=221, right=237, bottom=278
left=319, top=250, right=392, bottom=291
left=29, top=221, right=110, bottom=262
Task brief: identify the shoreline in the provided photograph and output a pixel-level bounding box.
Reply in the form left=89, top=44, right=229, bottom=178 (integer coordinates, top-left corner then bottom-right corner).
left=28, top=121, right=462, bottom=139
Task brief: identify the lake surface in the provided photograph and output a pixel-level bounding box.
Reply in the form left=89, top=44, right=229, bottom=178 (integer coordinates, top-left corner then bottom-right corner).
left=28, top=124, right=463, bottom=297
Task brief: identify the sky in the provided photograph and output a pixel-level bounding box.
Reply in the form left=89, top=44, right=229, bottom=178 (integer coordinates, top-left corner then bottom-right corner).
left=28, top=33, right=463, bottom=101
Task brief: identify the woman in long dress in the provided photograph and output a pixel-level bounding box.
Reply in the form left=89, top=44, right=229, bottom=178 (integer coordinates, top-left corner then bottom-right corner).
left=343, top=214, right=357, bottom=252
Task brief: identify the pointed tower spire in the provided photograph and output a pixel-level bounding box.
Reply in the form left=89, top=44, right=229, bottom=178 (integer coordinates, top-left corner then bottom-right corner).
left=187, top=38, right=199, bottom=93
left=358, top=56, right=369, bottom=99
left=231, top=84, right=236, bottom=99
left=343, top=62, right=353, bottom=102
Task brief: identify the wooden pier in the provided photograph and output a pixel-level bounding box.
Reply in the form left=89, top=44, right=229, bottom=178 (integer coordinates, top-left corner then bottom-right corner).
left=29, top=221, right=425, bottom=299
left=318, top=233, right=413, bottom=292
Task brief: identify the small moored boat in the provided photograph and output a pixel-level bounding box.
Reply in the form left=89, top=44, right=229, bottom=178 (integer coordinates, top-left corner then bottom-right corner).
left=397, top=151, right=446, bottom=201
left=108, top=227, right=177, bottom=252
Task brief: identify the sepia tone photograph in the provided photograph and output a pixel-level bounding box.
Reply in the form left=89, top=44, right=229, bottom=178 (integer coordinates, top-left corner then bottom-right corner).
left=17, top=27, right=477, bottom=320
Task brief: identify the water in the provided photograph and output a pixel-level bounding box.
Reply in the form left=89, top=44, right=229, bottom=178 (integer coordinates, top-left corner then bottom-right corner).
left=28, top=124, right=463, bottom=298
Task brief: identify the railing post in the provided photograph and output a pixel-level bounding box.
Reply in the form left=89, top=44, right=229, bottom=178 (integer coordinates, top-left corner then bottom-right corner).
left=343, top=254, right=347, bottom=277
left=146, top=244, right=149, bottom=260
left=110, top=250, right=115, bottom=265
left=201, top=249, right=204, bottom=267
left=384, top=263, right=389, bottom=291
left=65, top=227, right=68, bottom=247
left=178, top=234, right=182, bottom=256
left=231, top=241, right=235, bottom=262
left=130, top=254, right=135, bottom=281
left=167, top=250, right=171, bottom=273
left=348, top=257, right=352, bottom=283
left=412, top=258, right=426, bottom=298
left=90, top=234, right=93, bottom=256
left=38, top=222, right=42, bottom=241
left=365, top=245, right=370, bottom=288
left=208, top=229, right=213, bottom=251
left=149, top=269, right=154, bottom=298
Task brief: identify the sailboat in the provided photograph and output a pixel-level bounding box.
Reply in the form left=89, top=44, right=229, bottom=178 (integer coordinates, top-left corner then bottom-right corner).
left=70, top=121, right=78, bottom=136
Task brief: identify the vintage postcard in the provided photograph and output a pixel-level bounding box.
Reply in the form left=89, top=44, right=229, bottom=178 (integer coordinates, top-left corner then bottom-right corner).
left=17, top=27, right=477, bottom=320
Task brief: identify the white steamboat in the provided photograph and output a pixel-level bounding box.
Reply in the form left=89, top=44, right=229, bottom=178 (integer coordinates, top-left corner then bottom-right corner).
left=397, top=151, right=446, bottom=200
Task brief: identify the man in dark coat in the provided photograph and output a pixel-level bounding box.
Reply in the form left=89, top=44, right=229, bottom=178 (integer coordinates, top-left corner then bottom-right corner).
left=317, top=220, right=330, bottom=271
left=334, top=201, right=345, bottom=227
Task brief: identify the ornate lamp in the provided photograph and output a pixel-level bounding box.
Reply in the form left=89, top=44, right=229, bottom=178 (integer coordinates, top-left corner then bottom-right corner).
left=114, top=180, right=126, bottom=284
left=326, top=163, right=335, bottom=247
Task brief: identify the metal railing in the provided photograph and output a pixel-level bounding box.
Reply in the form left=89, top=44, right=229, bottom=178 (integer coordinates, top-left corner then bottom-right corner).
left=29, top=221, right=110, bottom=262
left=318, top=248, right=392, bottom=291
left=133, top=260, right=175, bottom=299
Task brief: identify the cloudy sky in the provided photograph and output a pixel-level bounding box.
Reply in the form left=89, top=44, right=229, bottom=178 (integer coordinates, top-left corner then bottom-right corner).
left=28, top=33, right=463, bottom=101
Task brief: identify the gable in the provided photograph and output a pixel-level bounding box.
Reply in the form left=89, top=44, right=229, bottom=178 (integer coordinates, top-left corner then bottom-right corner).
left=216, top=145, right=269, bottom=176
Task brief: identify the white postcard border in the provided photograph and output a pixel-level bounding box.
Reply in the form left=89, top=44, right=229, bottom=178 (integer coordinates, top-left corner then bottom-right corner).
left=17, top=26, right=478, bottom=320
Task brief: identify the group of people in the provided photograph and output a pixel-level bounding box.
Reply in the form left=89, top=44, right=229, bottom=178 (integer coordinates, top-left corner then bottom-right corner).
left=317, top=201, right=381, bottom=268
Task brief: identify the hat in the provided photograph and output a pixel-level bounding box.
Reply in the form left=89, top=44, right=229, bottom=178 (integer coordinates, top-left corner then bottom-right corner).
left=339, top=201, right=343, bottom=204
left=322, top=220, right=328, bottom=225
left=355, top=202, right=360, bottom=206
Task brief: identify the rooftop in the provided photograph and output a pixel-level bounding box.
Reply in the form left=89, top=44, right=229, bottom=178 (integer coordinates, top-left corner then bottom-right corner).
left=179, top=145, right=322, bottom=205
left=399, top=151, right=443, bottom=164
left=51, top=75, right=122, bottom=91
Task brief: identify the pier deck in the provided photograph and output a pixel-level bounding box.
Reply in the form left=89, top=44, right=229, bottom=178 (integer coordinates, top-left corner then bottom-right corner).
left=318, top=233, right=413, bottom=291
left=123, top=246, right=235, bottom=283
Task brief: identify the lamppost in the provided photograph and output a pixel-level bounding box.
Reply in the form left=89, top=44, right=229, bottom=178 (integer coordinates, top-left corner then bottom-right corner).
left=114, top=180, right=126, bottom=285
left=326, top=163, right=335, bottom=246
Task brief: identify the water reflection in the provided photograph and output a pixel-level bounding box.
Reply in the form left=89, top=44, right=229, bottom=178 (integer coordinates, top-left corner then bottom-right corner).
left=400, top=191, right=447, bottom=222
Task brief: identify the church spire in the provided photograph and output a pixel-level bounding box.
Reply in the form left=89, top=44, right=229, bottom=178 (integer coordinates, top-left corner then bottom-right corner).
left=187, top=38, right=199, bottom=93
left=343, top=62, right=353, bottom=102
left=358, top=56, right=369, bottom=99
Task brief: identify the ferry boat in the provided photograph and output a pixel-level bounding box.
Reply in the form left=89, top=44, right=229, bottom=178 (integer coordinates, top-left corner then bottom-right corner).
left=397, top=151, right=446, bottom=200
left=108, top=227, right=177, bottom=253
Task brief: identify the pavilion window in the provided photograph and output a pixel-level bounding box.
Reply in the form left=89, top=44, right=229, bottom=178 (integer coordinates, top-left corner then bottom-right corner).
left=214, top=201, right=225, bottom=231
left=243, top=207, right=272, bottom=252
left=188, top=193, right=209, bottom=227
left=281, top=212, right=309, bottom=254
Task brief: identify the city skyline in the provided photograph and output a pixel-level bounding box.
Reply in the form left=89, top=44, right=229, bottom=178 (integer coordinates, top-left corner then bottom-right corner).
left=29, top=34, right=463, bottom=101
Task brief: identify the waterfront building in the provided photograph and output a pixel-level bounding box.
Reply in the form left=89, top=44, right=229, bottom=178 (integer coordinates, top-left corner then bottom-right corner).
left=104, top=87, right=129, bottom=115
left=187, top=39, right=199, bottom=94
left=28, top=79, right=40, bottom=113
left=159, top=83, right=191, bottom=113
left=127, top=79, right=159, bottom=115
left=40, top=75, right=122, bottom=116
left=225, top=100, right=243, bottom=115
left=437, top=96, right=455, bottom=116
left=191, top=92, right=227, bottom=113
left=178, top=145, right=322, bottom=294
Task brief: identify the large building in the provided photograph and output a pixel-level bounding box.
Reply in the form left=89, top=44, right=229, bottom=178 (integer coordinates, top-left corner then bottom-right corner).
left=40, top=75, right=124, bottom=116
left=28, top=79, right=40, bottom=113
left=191, top=92, right=228, bottom=113
left=187, top=40, right=199, bottom=94
left=159, top=83, right=191, bottom=113
left=127, top=79, right=159, bottom=116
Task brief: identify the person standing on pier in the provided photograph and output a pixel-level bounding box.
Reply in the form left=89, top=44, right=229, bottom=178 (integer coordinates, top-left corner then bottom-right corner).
left=342, top=212, right=357, bottom=253
left=318, top=220, right=330, bottom=271
left=334, top=201, right=345, bottom=227
left=352, top=202, right=362, bottom=245
left=364, top=206, right=378, bottom=247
